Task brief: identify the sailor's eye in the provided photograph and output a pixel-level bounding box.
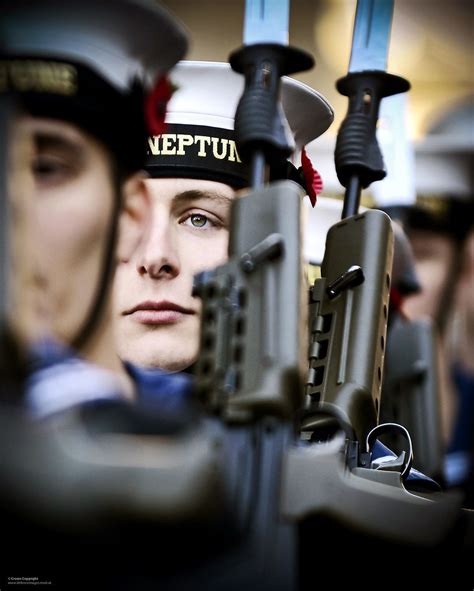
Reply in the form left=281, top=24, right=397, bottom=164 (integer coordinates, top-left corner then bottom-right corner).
left=190, top=214, right=208, bottom=228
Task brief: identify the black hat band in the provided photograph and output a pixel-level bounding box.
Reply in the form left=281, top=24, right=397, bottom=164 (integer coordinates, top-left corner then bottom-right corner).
left=1, top=57, right=147, bottom=175
left=145, top=123, right=250, bottom=188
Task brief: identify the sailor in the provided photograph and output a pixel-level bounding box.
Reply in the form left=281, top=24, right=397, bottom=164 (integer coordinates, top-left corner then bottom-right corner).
left=384, top=194, right=474, bottom=502
left=0, top=0, right=191, bottom=417
left=113, top=60, right=333, bottom=373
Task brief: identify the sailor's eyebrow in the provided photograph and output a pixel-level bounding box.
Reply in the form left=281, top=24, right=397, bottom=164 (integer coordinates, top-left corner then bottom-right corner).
left=172, top=190, right=235, bottom=208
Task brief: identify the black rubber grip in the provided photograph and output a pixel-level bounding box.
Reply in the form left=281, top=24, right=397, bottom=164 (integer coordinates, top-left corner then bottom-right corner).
left=335, top=111, right=385, bottom=189
left=335, top=71, right=410, bottom=190
left=234, top=86, right=290, bottom=162
left=230, top=44, right=313, bottom=165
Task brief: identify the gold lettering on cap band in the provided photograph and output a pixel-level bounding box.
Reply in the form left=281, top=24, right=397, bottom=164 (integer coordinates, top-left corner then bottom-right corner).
left=177, top=134, right=194, bottom=155
left=227, top=141, right=240, bottom=162
left=147, top=133, right=242, bottom=164
left=161, top=134, right=177, bottom=155
left=0, top=60, right=77, bottom=96
left=194, top=135, right=211, bottom=157
left=211, top=137, right=228, bottom=160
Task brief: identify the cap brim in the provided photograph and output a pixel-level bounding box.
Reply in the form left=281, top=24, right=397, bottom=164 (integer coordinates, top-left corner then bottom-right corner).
left=281, top=76, right=334, bottom=149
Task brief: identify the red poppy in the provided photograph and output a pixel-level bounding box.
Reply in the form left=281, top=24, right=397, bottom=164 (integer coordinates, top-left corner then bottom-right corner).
left=301, top=147, right=323, bottom=207
left=145, top=76, right=177, bottom=136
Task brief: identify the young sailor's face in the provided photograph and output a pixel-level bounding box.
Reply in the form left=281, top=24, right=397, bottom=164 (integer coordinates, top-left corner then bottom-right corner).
left=24, top=116, right=116, bottom=345
left=113, top=177, right=236, bottom=372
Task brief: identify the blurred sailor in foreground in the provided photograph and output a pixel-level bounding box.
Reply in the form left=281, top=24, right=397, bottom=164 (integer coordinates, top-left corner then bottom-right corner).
left=0, top=0, right=189, bottom=417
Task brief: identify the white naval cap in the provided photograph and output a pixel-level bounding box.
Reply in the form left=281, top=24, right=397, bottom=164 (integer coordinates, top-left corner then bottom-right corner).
left=145, top=60, right=334, bottom=194
left=0, top=0, right=188, bottom=173
left=0, top=0, right=188, bottom=92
